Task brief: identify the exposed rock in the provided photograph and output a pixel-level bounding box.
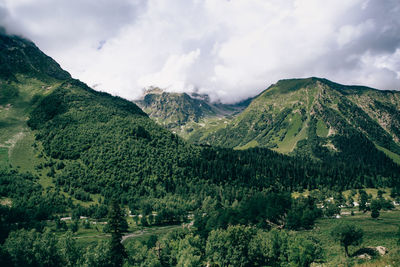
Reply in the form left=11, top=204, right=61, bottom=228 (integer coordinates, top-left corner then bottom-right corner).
left=375, top=246, right=388, bottom=256
left=357, top=253, right=372, bottom=260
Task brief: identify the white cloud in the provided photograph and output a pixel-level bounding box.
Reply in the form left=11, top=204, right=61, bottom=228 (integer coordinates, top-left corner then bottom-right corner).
left=1, top=0, right=400, bottom=103
left=138, top=49, right=201, bottom=92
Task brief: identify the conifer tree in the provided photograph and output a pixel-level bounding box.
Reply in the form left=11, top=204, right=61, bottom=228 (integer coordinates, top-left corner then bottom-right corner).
left=107, top=199, right=128, bottom=267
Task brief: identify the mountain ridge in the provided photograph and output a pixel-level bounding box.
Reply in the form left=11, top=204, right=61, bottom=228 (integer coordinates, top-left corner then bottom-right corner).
left=134, top=88, right=252, bottom=136
left=181, top=77, right=400, bottom=166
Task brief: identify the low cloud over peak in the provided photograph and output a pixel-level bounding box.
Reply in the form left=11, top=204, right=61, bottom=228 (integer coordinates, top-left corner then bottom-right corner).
left=1, top=0, right=400, bottom=103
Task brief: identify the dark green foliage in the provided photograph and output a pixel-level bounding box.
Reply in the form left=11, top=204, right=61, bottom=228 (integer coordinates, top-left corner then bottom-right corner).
left=397, top=225, right=400, bottom=245
left=379, top=198, right=395, bottom=210
left=0, top=170, right=70, bottom=242
left=3, top=229, right=61, bottom=267
left=0, top=83, right=18, bottom=104
left=359, top=189, right=368, bottom=212
left=337, top=97, right=400, bottom=155
left=55, top=217, right=68, bottom=231
left=206, top=225, right=257, bottom=267
left=70, top=220, right=79, bottom=233
left=0, top=244, right=12, bottom=267
left=370, top=199, right=381, bottom=218
left=194, top=191, right=292, bottom=237
left=287, top=235, right=323, bottom=267
left=331, top=223, right=363, bottom=257
left=206, top=226, right=323, bottom=267
left=323, top=202, right=340, bottom=218
left=286, top=197, right=322, bottom=230
left=107, top=200, right=128, bottom=267
left=1, top=32, right=399, bottom=267
left=373, top=100, right=400, bottom=143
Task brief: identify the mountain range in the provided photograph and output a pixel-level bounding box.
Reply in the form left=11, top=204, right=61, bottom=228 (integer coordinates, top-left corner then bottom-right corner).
left=1, top=31, right=400, bottom=200
left=139, top=78, right=400, bottom=166
left=2, top=29, right=400, bottom=267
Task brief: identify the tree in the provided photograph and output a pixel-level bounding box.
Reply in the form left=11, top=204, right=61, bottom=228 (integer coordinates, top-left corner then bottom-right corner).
left=358, top=190, right=368, bottom=212
left=370, top=199, right=381, bottom=219
left=55, top=216, right=68, bottom=231
left=176, top=234, right=202, bottom=267
left=331, top=223, right=363, bottom=257
left=4, top=229, right=38, bottom=267
left=287, top=236, right=323, bottom=267
left=80, top=240, right=112, bottom=267
left=248, top=229, right=288, bottom=266
left=4, top=228, right=62, bottom=267
left=323, top=202, right=340, bottom=218
left=107, top=199, right=128, bottom=267
left=206, top=225, right=256, bottom=267
left=377, top=189, right=385, bottom=199
left=335, top=192, right=345, bottom=207
left=70, top=219, right=79, bottom=233
left=58, top=231, right=79, bottom=267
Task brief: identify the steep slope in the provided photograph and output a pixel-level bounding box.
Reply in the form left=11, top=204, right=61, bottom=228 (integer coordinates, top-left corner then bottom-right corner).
left=191, top=78, right=400, bottom=164
left=0, top=32, right=70, bottom=81
left=135, top=88, right=250, bottom=137
left=0, top=32, right=71, bottom=170
left=135, top=88, right=216, bottom=127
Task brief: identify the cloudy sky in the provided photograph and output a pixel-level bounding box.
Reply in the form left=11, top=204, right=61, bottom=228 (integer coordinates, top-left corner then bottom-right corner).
left=1, top=0, right=400, bottom=103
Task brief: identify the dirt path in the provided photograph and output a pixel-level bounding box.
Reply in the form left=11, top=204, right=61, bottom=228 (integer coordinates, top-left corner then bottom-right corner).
left=121, top=225, right=181, bottom=243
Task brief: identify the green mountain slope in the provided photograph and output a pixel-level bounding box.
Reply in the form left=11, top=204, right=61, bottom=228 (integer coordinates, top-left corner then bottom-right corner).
left=0, top=32, right=70, bottom=170
left=190, top=78, right=400, bottom=164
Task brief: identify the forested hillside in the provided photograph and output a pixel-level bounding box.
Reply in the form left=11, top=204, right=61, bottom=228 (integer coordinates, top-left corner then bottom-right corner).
left=1, top=32, right=400, bottom=267
left=1, top=31, right=400, bottom=217
left=26, top=78, right=400, bottom=203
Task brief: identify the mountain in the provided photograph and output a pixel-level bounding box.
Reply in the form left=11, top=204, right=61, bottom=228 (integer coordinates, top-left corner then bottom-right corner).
left=0, top=32, right=72, bottom=171
left=0, top=32, right=335, bottom=201
left=189, top=77, right=400, bottom=165
left=135, top=88, right=216, bottom=127
left=2, top=31, right=400, bottom=267
left=0, top=32, right=70, bottom=82
left=135, top=88, right=250, bottom=137
left=3, top=31, right=399, bottom=204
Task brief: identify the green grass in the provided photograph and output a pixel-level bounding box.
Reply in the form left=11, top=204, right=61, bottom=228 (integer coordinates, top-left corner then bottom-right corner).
left=0, top=75, right=60, bottom=169
left=0, top=147, right=8, bottom=167
left=375, top=144, right=400, bottom=165
left=235, top=140, right=259, bottom=150
left=68, top=217, right=182, bottom=247
left=73, top=227, right=109, bottom=246
left=9, top=131, right=39, bottom=172
left=298, top=209, right=400, bottom=267
left=122, top=224, right=182, bottom=245
left=275, top=113, right=305, bottom=153
left=184, top=116, right=231, bottom=141
left=316, top=119, right=329, bottom=137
